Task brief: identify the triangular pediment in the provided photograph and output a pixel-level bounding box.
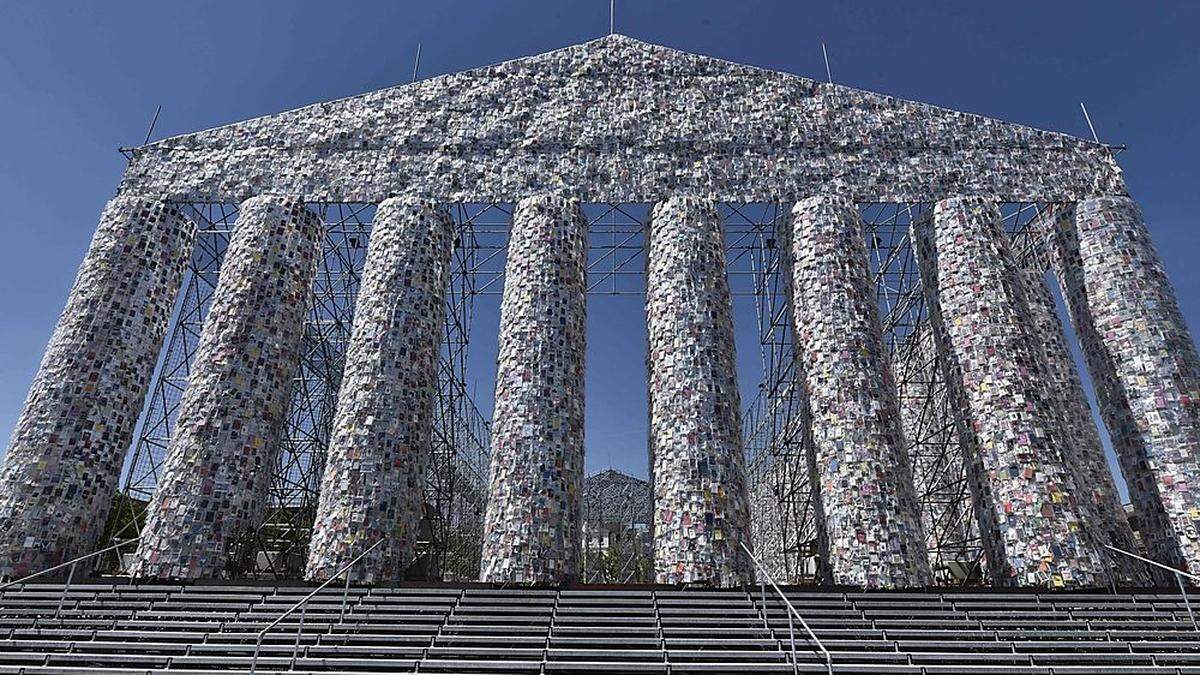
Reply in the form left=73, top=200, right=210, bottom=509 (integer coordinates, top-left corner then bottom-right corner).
left=121, top=34, right=1123, bottom=203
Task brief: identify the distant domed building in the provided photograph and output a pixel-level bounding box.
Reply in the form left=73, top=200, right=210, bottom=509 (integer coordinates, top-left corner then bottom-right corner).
left=582, top=469, right=652, bottom=583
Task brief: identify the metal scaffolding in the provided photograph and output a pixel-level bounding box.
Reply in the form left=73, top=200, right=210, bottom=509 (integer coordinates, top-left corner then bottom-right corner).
left=110, top=202, right=492, bottom=581
left=740, top=202, right=1056, bottom=585
left=105, top=200, right=1062, bottom=583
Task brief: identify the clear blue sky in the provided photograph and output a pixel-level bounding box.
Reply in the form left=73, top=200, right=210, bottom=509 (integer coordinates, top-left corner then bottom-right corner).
left=0, top=1, right=1197, bottom=488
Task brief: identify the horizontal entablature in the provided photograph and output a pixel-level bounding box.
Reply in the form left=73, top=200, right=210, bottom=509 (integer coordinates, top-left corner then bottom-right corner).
left=118, top=35, right=1124, bottom=203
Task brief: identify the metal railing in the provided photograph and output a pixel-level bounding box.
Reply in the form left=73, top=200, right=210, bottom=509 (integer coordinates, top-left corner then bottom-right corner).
left=0, top=537, right=140, bottom=620
left=741, top=541, right=833, bottom=675
left=248, top=538, right=385, bottom=674
left=1105, top=544, right=1198, bottom=631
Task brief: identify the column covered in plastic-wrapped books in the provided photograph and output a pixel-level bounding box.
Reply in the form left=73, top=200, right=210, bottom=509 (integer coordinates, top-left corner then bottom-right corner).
left=1020, top=265, right=1144, bottom=583
left=0, top=196, right=194, bottom=578
left=1046, top=196, right=1200, bottom=576
left=646, top=196, right=752, bottom=587
left=783, top=194, right=932, bottom=587
left=131, top=196, right=322, bottom=579
left=913, top=195, right=1110, bottom=588
left=307, top=197, right=455, bottom=582
left=479, top=194, right=588, bottom=584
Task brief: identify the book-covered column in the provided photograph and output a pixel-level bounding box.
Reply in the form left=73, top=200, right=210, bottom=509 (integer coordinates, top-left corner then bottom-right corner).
left=307, top=198, right=454, bottom=582
left=784, top=195, right=932, bottom=587
left=130, top=197, right=321, bottom=579
left=0, top=196, right=194, bottom=578
left=1021, top=266, right=1144, bottom=582
left=479, top=194, right=588, bottom=584
left=913, top=195, right=1110, bottom=588
left=1047, top=196, right=1200, bottom=575
left=646, top=196, right=752, bottom=586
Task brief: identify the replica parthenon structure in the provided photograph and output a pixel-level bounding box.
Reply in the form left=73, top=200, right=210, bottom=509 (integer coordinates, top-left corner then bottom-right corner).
left=0, top=35, right=1197, bottom=588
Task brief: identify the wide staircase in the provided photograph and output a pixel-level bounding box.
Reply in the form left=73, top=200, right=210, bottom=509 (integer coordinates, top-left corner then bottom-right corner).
left=0, top=583, right=1197, bottom=673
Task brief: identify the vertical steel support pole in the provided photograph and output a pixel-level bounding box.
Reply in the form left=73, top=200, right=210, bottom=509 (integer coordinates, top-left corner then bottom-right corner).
left=1178, top=573, right=1198, bottom=631
left=291, top=600, right=308, bottom=669
left=54, top=562, right=76, bottom=620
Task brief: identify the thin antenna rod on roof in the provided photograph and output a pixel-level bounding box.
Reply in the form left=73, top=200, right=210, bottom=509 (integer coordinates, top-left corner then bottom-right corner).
left=142, top=105, right=162, bottom=145
left=412, top=43, right=422, bottom=83
left=609, top=0, right=615, bottom=35
left=1080, top=102, right=1100, bottom=143
left=821, top=43, right=833, bottom=83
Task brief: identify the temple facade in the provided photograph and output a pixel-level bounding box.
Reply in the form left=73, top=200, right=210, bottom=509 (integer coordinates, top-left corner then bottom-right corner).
left=0, top=35, right=1195, bottom=587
